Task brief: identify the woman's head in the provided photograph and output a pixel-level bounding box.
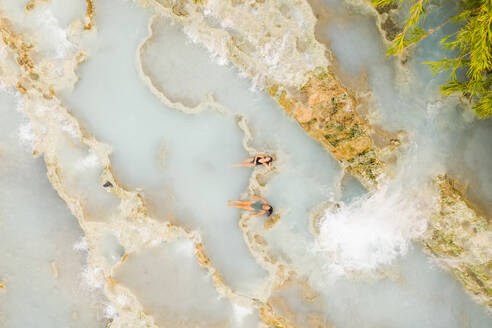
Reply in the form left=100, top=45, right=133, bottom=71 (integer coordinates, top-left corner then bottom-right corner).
left=264, top=156, right=273, bottom=163
left=265, top=205, right=273, bottom=216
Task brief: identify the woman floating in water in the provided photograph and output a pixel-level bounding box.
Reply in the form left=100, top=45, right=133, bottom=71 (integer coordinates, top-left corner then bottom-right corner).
left=234, top=154, right=273, bottom=169
left=227, top=195, right=273, bottom=217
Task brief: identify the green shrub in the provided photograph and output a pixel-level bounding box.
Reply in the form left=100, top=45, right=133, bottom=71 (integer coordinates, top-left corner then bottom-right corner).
left=373, top=0, right=492, bottom=118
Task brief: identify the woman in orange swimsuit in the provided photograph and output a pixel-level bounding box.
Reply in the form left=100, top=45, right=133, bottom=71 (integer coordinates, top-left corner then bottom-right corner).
left=234, top=154, right=273, bottom=169
left=227, top=195, right=273, bottom=217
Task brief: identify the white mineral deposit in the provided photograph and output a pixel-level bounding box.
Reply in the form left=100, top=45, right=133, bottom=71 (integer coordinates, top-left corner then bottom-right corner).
left=0, top=0, right=491, bottom=327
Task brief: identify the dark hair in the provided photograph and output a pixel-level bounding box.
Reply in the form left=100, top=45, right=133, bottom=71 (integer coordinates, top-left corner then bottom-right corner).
left=266, top=206, right=273, bottom=216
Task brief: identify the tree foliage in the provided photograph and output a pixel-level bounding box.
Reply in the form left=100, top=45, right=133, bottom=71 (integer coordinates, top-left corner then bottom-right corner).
left=373, top=0, right=492, bottom=118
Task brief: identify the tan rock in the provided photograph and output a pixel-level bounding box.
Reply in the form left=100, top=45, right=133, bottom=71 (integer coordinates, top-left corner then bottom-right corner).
left=422, top=175, right=492, bottom=308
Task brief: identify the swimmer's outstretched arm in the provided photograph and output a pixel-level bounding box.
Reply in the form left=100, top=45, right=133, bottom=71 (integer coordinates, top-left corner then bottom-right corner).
left=249, top=210, right=266, bottom=217
left=252, top=195, right=267, bottom=204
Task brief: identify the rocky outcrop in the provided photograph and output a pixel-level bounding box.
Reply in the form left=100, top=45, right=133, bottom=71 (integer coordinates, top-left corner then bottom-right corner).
left=269, top=68, right=388, bottom=190
left=422, top=176, right=492, bottom=308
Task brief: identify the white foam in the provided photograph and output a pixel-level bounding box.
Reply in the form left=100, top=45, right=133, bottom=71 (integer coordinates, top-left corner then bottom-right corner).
left=73, top=237, right=89, bottom=251
left=74, top=149, right=99, bottom=171
left=232, top=304, right=253, bottom=323
left=174, top=239, right=194, bottom=256
left=81, top=265, right=104, bottom=290
left=103, top=303, right=119, bottom=320
left=315, top=185, right=434, bottom=276
left=33, top=9, right=74, bottom=59
left=60, top=118, right=80, bottom=138
left=17, top=122, right=35, bottom=150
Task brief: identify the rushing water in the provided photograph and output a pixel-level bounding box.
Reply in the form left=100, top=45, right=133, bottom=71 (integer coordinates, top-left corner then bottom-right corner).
left=0, top=0, right=491, bottom=326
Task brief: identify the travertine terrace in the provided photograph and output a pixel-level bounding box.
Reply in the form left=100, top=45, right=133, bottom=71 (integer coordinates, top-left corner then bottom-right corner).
left=0, top=0, right=491, bottom=327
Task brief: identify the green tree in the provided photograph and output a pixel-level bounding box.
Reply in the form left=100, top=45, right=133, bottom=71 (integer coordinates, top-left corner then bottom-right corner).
left=373, top=0, right=492, bottom=118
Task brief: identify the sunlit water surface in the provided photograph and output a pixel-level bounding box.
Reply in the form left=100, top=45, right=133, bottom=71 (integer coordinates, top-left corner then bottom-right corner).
left=0, top=0, right=491, bottom=326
